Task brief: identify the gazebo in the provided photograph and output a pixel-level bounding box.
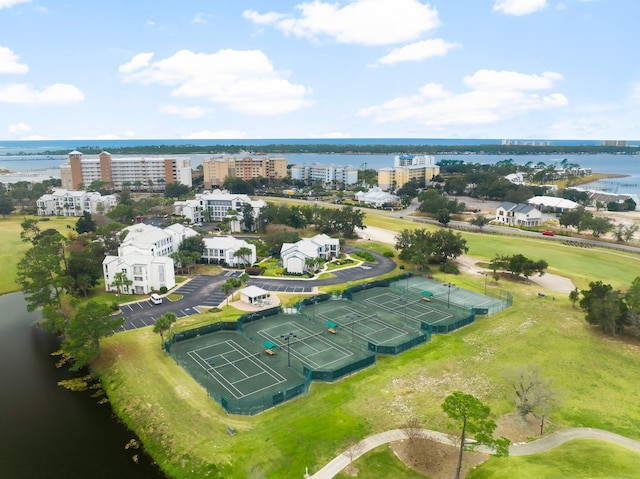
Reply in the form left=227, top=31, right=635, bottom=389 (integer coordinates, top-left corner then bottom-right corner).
left=239, top=285, right=269, bottom=306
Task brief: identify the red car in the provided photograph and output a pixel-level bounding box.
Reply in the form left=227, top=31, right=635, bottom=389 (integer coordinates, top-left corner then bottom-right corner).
left=542, top=231, right=555, bottom=236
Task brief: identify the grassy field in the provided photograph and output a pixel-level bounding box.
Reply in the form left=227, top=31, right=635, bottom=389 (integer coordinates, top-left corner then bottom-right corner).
left=94, top=245, right=640, bottom=478
left=334, top=445, right=426, bottom=479
left=0, top=215, right=77, bottom=294
left=7, top=210, right=640, bottom=477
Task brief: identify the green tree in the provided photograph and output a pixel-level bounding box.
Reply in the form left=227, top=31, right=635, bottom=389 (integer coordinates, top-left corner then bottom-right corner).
left=242, top=202, right=256, bottom=231
left=111, top=271, right=133, bottom=295
left=0, top=194, right=13, bottom=217
left=233, top=246, right=253, bottom=267
left=164, top=182, right=190, bottom=198
left=579, top=281, right=628, bottom=335
left=75, top=211, right=96, bottom=234
left=60, top=301, right=124, bottom=370
left=569, top=287, right=580, bottom=308
left=67, top=240, right=104, bottom=297
left=430, top=229, right=469, bottom=263
left=153, top=312, right=177, bottom=348
left=221, top=277, right=242, bottom=305
left=16, top=232, right=68, bottom=313
left=436, top=208, right=451, bottom=227
left=442, top=391, right=510, bottom=479
left=469, top=214, right=490, bottom=230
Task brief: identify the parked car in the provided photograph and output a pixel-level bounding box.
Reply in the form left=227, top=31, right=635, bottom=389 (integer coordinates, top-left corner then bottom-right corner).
left=149, top=293, right=163, bottom=305
left=542, top=231, right=555, bottom=236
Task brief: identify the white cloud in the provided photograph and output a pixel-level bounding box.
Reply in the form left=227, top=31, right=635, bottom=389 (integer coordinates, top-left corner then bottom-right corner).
left=243, top=0, right=440, bottom=46
left=493, top=0, right=547, bottom=16
left=0, top=0, right=30, bottom=9
left=8, top=122, right=31, bottom=134
left=118, top=52, right=154, bottom=74
left=0, top=83, right=84, bottom=105
left=119, top=49, right=312, bottom=115
left=0, top=46, right=29, bottom=74
left=357, top=69, right=567, bottom=127
left=159, top=105, right=210, bottom=119
left=376, top=39, right=460, bottom=65
left=192, top=12, right=211, bottom=24
left=181, top=130, right=248, bottom=139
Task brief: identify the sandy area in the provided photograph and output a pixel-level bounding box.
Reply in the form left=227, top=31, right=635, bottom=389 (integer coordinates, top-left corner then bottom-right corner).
left=357, top=226, right=575, bottom=294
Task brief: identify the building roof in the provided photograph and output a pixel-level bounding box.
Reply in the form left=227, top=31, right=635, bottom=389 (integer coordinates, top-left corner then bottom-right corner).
left=203, top=236, right=251, bottom=250
left=103, top=254, right=174, bottom=267
left=239, top=285, right=268, bottom=299
left=527, top=196, right=579, bottom=210
left=497, top=201, right=538, bottom=214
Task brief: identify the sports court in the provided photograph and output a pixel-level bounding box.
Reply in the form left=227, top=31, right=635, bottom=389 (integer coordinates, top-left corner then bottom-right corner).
left=170, top=331, right=307, bottom=414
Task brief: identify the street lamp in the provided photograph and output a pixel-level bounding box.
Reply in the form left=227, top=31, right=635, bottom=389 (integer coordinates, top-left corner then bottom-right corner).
left=280, top=332, right=297, bottom=367
left=447, top=283, right=452, bottom=309
left=484, top=273, right=488, bottom=295
left=346, top=314, right=359, bottom=343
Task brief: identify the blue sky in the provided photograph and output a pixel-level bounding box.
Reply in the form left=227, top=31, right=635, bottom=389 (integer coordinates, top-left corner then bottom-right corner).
left=0, top=0, right=638, bottom=141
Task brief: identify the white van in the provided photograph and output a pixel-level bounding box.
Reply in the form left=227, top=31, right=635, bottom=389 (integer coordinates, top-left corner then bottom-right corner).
left=150, top=293, right=163, bottom=305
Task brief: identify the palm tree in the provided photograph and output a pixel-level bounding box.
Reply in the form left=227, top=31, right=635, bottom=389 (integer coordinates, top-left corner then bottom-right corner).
left=153, top=312, right=177, bottom=348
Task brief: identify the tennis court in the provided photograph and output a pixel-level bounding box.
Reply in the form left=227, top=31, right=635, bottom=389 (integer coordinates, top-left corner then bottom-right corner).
left=313, top=303, right=416, bottom=345
left=257, top=320, right=356, bottom=370
left=170, top=331, right=307, bottom=414
left=185, top=338, right=288, bottom=400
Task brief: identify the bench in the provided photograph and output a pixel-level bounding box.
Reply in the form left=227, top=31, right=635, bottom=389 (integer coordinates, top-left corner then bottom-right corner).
left=227, top=425, right=236, bottom=436
left=328, top=328, right=336, bottom=334
left=265, top=349, right=275, bottom=355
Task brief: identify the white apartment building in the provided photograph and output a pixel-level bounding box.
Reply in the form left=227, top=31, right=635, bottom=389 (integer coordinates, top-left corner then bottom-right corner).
left=290, top=163, right=358, bottom=186
left=102, top=254, right=175, bottom=295
left=118, top=223, right=197, bottom=257
left=280, top=234, right=340, bottom=274
left=173, top=190, right=266, bottom=232
left=60, top=150, right=192, bottom=190
left=202, top=236, right=257, bottom=267
left=36, top=189, right=117, bottom=217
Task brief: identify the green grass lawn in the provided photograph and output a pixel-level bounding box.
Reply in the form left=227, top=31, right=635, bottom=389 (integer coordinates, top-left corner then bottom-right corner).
left=94, top=256, right=640, bottom=478
left=334, top=445, right=427, bottom=479
left=0, top=215, right=77, bottom=294
left=468, top=439, right=640, bottom=479
left=8, top=210, right=640, bottom=478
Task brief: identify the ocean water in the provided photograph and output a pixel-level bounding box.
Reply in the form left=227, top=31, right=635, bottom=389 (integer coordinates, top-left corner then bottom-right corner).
left=1, top=139, right=639, bottom=195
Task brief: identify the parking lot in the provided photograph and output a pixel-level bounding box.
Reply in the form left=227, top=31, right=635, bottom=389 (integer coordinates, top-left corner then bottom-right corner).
left=113, top=247, right=395, bottom=332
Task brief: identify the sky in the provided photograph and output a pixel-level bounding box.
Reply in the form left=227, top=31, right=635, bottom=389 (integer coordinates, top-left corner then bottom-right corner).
left=0, top=0, right=638, bottom=141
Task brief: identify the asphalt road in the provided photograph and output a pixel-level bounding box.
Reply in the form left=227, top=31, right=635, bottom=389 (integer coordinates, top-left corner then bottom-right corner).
left=114, top=247, right=396, bottom=332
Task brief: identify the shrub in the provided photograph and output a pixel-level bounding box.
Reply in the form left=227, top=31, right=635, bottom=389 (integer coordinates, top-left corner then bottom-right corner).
left=245, top=266, right=264, bottom=276
left=352, top=251, right=376, bottom=263
left=383, top=251, right=395, bottom=258
left=159, top=286, right=168, bottom=294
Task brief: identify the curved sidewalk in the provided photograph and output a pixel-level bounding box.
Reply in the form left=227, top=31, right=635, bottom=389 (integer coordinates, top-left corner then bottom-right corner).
left=309, top=427, right=640, bottom=479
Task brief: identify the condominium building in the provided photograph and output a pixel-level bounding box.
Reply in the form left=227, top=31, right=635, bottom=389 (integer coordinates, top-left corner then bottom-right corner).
left=173, top=189, right=266, bottom=232
left=60, top=150, right=192, bottom=191
left=378, top=155, right=440, bottom=191
left=202, top=155, right=287, bottom=188
left=289, top=163, right=358, bottom=185
left=36, top=189, right=117, bottom=216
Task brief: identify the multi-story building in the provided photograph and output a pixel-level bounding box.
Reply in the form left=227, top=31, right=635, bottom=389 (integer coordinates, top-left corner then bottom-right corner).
left=102, top=254, right=175, bottom=295
left=202, top=155, right=287, bottom=188
left=173, top=190, right=266, bottom=232
left=60, top=150, right=192, bottom=191
left=378, top=155, right=440, bottom=191
left=202, top=236, right=257, bottom=267
left=280, top=234, right=340, bottom=274
left=36, top=189, right=117, bottom=216
left=117, top=223, right=198, bottom=257
left=289, top=163, right=358, bottom=186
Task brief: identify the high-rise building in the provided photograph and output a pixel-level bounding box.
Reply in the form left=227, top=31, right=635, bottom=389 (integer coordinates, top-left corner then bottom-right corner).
left=289, top=163, right=358, bottom=185
left=378, top=155, right=440, bottom=190
left=60, top=151, right=192, bottom=190
left=202, top=156, right=287, bottom=188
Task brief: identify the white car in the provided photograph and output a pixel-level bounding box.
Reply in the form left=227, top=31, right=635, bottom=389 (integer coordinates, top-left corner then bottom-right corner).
left=149, top=293, right=163, bottom=305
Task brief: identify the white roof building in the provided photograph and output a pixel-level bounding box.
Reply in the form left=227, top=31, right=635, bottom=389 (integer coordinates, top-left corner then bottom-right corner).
left=36, top=189, right=117, bottom=217
left=173, top=190, right=266, bottom=232
left=118, top=223, right=198, bottom=257
left=495, top=202, right=543, bottom=227
left=102, top=254, right=175, bottom=295
left=527, top=196, right=579, bottom=211
left=354, top=187, right=400, bottom=207
left=202, top=236, right=257, bottom=267
left=280, top=234, right=340, bottom=274
left=239, top=285, right=270, bottom=306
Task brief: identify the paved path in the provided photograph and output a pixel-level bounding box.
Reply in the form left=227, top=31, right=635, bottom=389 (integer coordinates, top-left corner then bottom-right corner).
left=308, top=427, right=640, bottom=479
